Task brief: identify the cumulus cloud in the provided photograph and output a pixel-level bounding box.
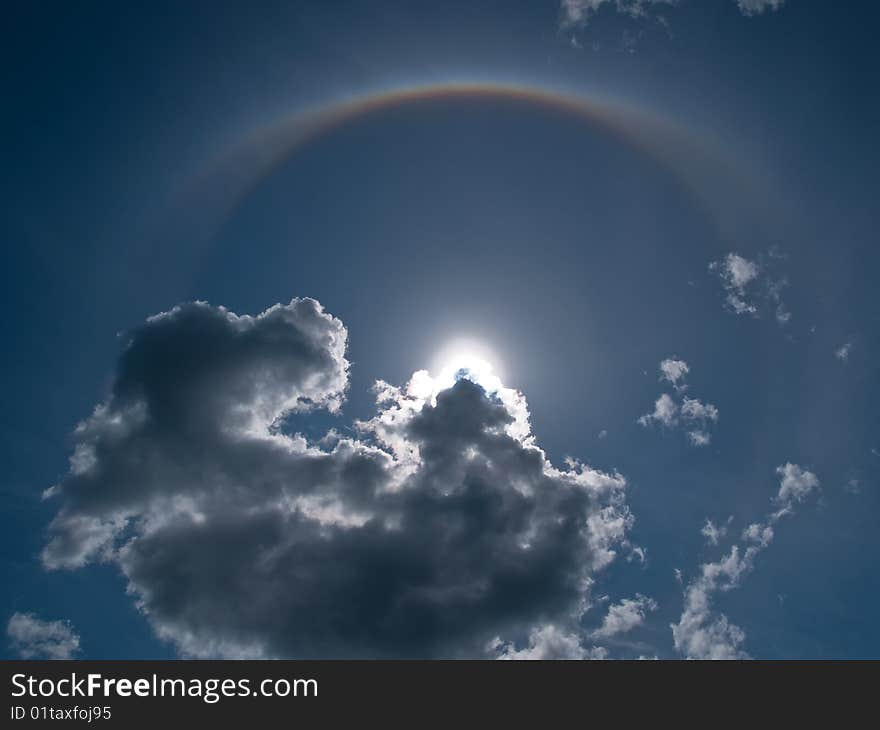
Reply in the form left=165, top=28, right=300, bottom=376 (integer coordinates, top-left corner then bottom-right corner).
left=591, top=594, right=658, bottom=640
left=660, top=357, right=689, bottom=390
left=489, top=624, right=607, bottom=660
left=7, top=613, right=80, bottom=659
left=709, top=251, right=791, bottom=325
left=775, top=462, right=820, bottom=506
left=672, top=463, right=819, bottom=659
left=638, top=393, right=677, bottom=428
left=680, top=397, right=718, bottom=423
left=639, top=359, right=718, bottom=446
left=41, top=298, right=633, bottom=659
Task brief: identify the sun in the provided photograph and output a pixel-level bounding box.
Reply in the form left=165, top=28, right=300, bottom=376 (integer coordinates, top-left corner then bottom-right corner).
left=431, top=338, right=505, bottom=393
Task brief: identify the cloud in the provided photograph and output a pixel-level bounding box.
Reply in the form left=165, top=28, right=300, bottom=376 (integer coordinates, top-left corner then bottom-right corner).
left=41, top=298, right=633, bottom=659
left=489, top=624, right=606, bottom=660
left=709, top=252, right=791, bottom=325
left=660, top=357, right=689, bottom=390
left=672, top=463, right=819, bottom=659
left=775, top=462, right=820, bottom=506
left=736, top=0, right=785, bottom=15
left=560, top=1, right=784, bottom=30
left=560, top=1, right=676, bottom=29
left=638, top=393, right=678, bottom=428
left=639, top=359, right=718, bottom=446
left=709, top=253, right=760, bottom=315
left=680, top=397, right=718, bottom=423
left=835, top=342, right=853, bottom=362
left=591, top=594, right=658, bottom=640
left=7, top=613, right=80, bottom=659
left=687, top=430, right=711, bottom=446
left=700, top=518, right=730, bottom=546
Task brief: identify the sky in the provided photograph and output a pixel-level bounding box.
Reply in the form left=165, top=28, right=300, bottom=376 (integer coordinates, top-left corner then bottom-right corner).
left=2, top=0, right=878, bottom=660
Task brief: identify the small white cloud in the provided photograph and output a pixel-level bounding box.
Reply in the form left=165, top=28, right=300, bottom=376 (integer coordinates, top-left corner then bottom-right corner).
left=835, top=342, right=853, bottom=362
left=659, top=357, right=689, bottom=389
left=490, top=624, right=600, bottom=660
left=710, top=253, right=760, bottom=315
left=709, top=251, right=791, bottom=325
left=638, top=393, right=677, bottom=427
left=560, top=0, right=676, bottom=29
left=7, top=613, right=80, bottom=659
left=737, top=0, right=785, bottom=16
left=701, top=518, right=727, bottom=546
left=681, top=397, right=719, bottom=423
left=775, top=463, right=820, bottom=506
left=687, top=430, right=711, bottom=446
left=741, top=522, right=774, bottom=548
left=591, top=595, right=658, bottom=640
left=640, top=359, right=718, bottom=446
left=560, top=0, right=785, bottom=35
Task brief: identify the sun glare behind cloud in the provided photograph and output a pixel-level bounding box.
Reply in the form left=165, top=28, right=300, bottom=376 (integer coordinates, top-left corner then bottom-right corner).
left=431, top=338, right=505, bottom=392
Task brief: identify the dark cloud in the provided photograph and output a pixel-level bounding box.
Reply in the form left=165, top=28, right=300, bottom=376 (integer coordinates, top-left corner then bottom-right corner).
left=42, top=298, right=631, bottom=658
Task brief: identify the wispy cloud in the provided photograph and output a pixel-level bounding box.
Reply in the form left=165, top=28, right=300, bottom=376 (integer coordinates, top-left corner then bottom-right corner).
left=835, top=341, right=853, bottom=362
left=560, top=1, right=676, bottom=29
left=7, top=613, right=80, bottom=659
left=736, top=0, right=785, bottom=16
left=671, top=463, right=819, bottom=659
left=709, top=251, right=792, bottom=325
left=701, top=517, right=731, bottom=546
left=560, top=0, right=785, bottom=31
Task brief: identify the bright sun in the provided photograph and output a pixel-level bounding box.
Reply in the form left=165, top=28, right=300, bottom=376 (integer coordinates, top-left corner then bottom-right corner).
left=431, top=338, right=504, bottom=393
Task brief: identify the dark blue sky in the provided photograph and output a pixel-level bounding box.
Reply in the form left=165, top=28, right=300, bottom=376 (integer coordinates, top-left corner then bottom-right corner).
left=2, top=0, right=878, bottom=659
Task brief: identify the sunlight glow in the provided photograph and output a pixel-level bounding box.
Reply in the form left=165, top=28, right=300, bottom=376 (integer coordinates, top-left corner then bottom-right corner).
left=431, top=339, right=505, bottom=394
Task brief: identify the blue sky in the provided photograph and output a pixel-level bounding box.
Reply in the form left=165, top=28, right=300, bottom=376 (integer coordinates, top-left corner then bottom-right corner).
left=2, top=0, right=878, bottom=659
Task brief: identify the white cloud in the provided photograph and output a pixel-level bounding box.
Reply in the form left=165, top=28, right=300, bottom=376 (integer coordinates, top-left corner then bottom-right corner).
left=775, top=462, right=820, bottom=506
left=638, top=392, right=677, bottom=427
left=835, top=342, right=853, bottom=362
left=561, top=0, right=785, bottom=29
left=701, top=518, right=728, bottom=546
left=710, top=253, right=760, bottom=315
left=660, top=357, right=689, bottom=390
left=687, top=430, right=711, bottom=446
left=560, top=0, right=677, bottom=29
left=742, top=522, right=774, bottom=547
left=591, top=594, right=658, bottom=640
left=681, top=397, right=718, bottom=423
left=639, top=359, right=718, bottom=446
left=7, top=613, right=80, bottom=659
left=737, top=0, right=785, bottom=15
left=672, top=464, right=819, bottom=659
left=709, top=251, right=791, bottom=325
left=40, top=298, right=633, bottom=659
left=490, top=624, right=605, bottom=660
